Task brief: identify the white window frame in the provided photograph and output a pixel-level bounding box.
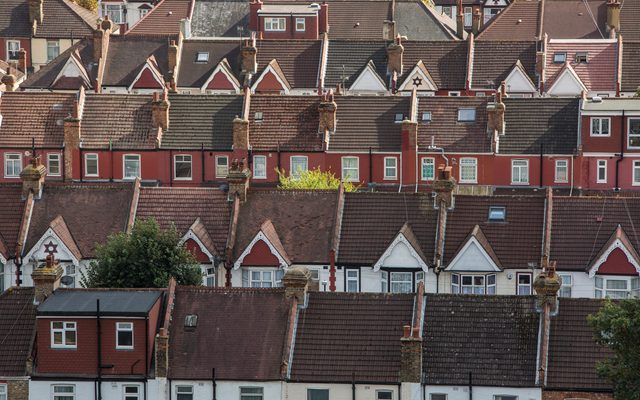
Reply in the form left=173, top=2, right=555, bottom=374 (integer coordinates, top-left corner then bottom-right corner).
left=376, top=389, right=394, bottom=400
left=215, top=155, right=229, bottom=178
left=295, top=17, right=306, bottom=32
left=459, top=157, right=477, bottom=183
left=307, top=388, right=329, bottom=400
left=242, top=269, right=284, bottom=288
left=464, top=6, right=472, bottom=27
left=123, top=154, right=141, bottom=180
left=596, top=159, right=607, bottom=183
left=139, top=7, right=149, bottom=19
left=4, top=153, right=22, bottom=178
left=6, top=40, right=20, bottom=60
left=175, top=385, right=193, bottom=400
left=51, top=321, right=77, bottom=349
left=628, top=118, right=640, bottom=149
left=196, top=52, right=209, bottom=63
left=430, top=395, right=447, bottom=400
left=264, top=17, right=286, bottom=31
left=553, top=52, right=566, bottom=63
left=174, top=154, right=192, bottom=180
left=554, top=159, right=568, bottom=183
left=384, top=157, right=397, bottom=180
left=253, top=155, right=267, bottom=179
left=346, top=269, right=359, bottom=292
left=575, top=52, right=588, bottom=64
left=452, top=273, right=496, bottom=294
left=381, top=271, right=388, bottom=292
left=559, top=273, right=572, bottom=298
left=421, top=157, right=435, bottom=181
left=123, top=385, right=140, bottom=400
left=415, top=271, right=425, bottom=291
left=595, top=276, right=640, bottom=299
left=590, top=117, right=610, bottom=137
left=511, top=159, right=529, bottom=185
left=47, top=153, right=61, bottom=176
left=290, top=155, right=308, bottom=180
left=116, top=322, right=134, bottom=350
left=457, top=108, right=476, bottom=122
left=52, top=384, right=76, bottom=400
left=240, top=386, right=264, bottom=400
left=102, top=3, right=124, bottom=24
left=85, top=153, right=99, bottom=177
left=47, top=40, right=60, bottom=62
left=205, top=266, right=216, bottom=287
left=390, top=271, right=413, bottom=293
left=0, top=384, right=6, bottom=400
left=633, top=160, right=640, bottom=186
left=517, top=273, right=532, bottom=295
left=341, top=156, right=359, bottom=182
left=448, top=91, right=461, bottom=97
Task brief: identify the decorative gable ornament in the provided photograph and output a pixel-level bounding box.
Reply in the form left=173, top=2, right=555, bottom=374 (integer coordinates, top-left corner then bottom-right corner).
left=200, top=58, right=241, bottom=93
left=398, top=60, right=438, bottom=92
left=24, top=230, right=80, bottom=266
left=179, top=219, right=217, bottom=264
left=546, top=62, right=588, bottom=97
left=349, top=60, right=387, bottom=93
left=445, top=226, right=502, bottom=272
left=588, top=225, right=640, bottom=277
left=373, top=223, right=428, bottom=271
left=233, top=220, right=291, bottom=269
left=503, top=59, right=537, bottom=94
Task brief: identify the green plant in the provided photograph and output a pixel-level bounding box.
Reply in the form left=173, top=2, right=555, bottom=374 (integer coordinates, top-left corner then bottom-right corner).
left=276, top=167, right=357, bottom=191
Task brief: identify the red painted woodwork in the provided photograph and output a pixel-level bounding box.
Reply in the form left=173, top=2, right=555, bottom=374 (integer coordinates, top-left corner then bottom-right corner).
left=132, top=68, right=163, bottom=89
left=257, top=15, right=320, bottom=40
left=254, top=70, right=286, bottom=93
left=241, top=239, right=280, bottom=266
left=206, top=70, right=236, bottom=90
left=185, top=238, right=211, bottom=263
left=596, top=247, right=639, bottom=276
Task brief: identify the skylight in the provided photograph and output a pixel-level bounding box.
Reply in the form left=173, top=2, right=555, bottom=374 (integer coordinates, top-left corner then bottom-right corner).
left=196, top=52, right=209, bottom=63
left=184, top=314, right=198, bottom=328
left=394, top=113, right=404, bottom=123
left=421, top=111, right=432, bottom=122
left=254, top=111, right=263, bottom=122
left=553, top=52, right=566, bottom=63
left=457, top=108, right=476, bottom=122
left=488, top=206, right=506, bottom=222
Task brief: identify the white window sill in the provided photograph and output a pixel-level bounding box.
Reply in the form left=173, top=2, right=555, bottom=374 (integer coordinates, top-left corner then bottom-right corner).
left=174, top=177, right=192, bottom=181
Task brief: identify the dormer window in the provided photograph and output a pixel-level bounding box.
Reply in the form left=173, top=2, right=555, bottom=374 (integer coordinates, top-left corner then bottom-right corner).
left=421, top=111, right=432, bottom=122
left=196, top=52, right=209, bottom=63
left=575, top=52, right=588, bottom=64
left=264, top=17, right=286, bottom=31
left=457, top=108, right=476, bottom=122
left=51, top=321, right=77, bottom=349
left=553, top=52, right=566, bottom=63
left=394, top=113, right=404, bottom=123
left=488, top=206, right=506, bottom=222
left=116, top=322, right=134, bottom=350
left=254, top=111, right=263, bottom=122
left=296, top=17, right=306, bottom=32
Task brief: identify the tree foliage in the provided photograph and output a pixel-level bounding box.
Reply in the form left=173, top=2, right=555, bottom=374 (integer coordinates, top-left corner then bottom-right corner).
left=75, top=0, right=98, bottom=12
left=588, top=299, right=640, bottom=399
left=81, top=218, right=202, bottom=288
left=277, top=167, right=357, bottom=191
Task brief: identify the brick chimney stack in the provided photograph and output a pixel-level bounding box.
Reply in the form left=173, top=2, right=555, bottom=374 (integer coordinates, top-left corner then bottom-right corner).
left=318, top=90, right=337, bottom=134
left=399, top=324, right=422, bottom=382
left=282, top=266, right=311, bottom=304
left=18, top=48, right=28, bottom=76
left=168, top=40, right=179, bottom=73
left=227, top=158, right=252, bottom=202
left=63, top=100, right=82, bottom=180
left=29, top=0, right=43, bottom=26
left=232, top=116, right=250, bottom=151
left=32, top=255, right=63, bottom=304
left=241, top=35, right=258, bottom=75
left=387, top=35, right=404, bottom=76
left=151, top=90, right=170, bottom=130
left=319, top=2, right=329, bottom=34
left=456, top=0, right=465, bottom=39
left=472, top=8, right=481, bottom=35
left=20, top=154, right=47, bottom=200
left=607, top=0, right=621, bottom=33
left=488, top=83, right=506, bottom=137
left=1, top=67, right=17, bottom=92
left=249, top=0, right=263, bottom=31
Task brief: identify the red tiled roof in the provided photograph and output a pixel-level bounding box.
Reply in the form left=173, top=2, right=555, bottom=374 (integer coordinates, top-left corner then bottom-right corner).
left=471, top=41, right=537, bottom=89
left=36, top=0, right=96, bottom=38
left=325, top=0, right=391, bottom=40
left=477, top=0, right=541, bottom=41
left=0, top=287, right=36, bottom=377
left=401, top=41, right=468, bottom=89
left=545, top=41, right=617, bottom=92
left=542, top=0, right=607, bottom=39
left=255, top=40, right=322, bottom=89
left=0, top=185, right=24, bottom=260
left=127, top=0, right=192, bottom=36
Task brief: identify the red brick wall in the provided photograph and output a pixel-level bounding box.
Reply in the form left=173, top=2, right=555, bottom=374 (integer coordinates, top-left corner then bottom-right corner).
left=581, top=116, right=622, bottom=154
left=258, top=15, right=319, bottom=39
left=0, top=38, right=31, bottom=66
left=543, top=390, right=613, bottom=400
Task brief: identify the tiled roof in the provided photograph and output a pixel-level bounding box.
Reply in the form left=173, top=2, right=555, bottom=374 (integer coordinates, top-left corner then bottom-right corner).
left=161, top=94, right=242, bottom=149
left=547, top=298, right=612, bottom=390
left=471, top=41, right=537, bottom=88
left=190, top=0, right=249, bottom=37
left=500, top=98, right=579, bottom=155
left=621, top=40, right=640, bottom=92
left=136, top=187, right=231, bottom=254
left=36, top=0, right=96, bottom=38
left=330, top=96, right=409, bottom=152
left=545, top=41, right=617, bottom=92
left=81, top=94, right=156, bottom=150
left=0, top=185, right=25, bottom=261
left=542, top=0, right=607, bottom=39
left=0, top=92, right=78, bottom=148
left=127, top=0, right=192, bottom=36
left=21, top=39, right=95, bottom=90
left=0, top=287, right=36, bottom=377
left=169, top=286, right=292, bottom=380
left=291, top=292, right=414, bottom=383
left=551, top=196, right=640, bottom=271
left=338, top=192, right=437, bottom=265
left=0, top=0, right=30, bottom=37
left=177, top=40, right=240, bottom=87
left=444, top=196, right=545, bottom=268
left=25, top=183, right=135, bottom=259
left=394, top=1, right=457, bottom=40
left=401, top=41, right=468, bottom=89
left=326, top=0, right=391, bottom=39
left=620, top=0, right=640, bottom=41
left=477, top=0, right=541, bottom=41
left=102, top=35, right=173, bottom=87
left=423, top=294, right=539, bottom=387
left=325, top=40, right=387, bottom=89
left=233, top=190, right=338, bottom=264
left=248, top=96, right=323, bottom=151
left=255, top=40, right=322, bottom=89
left=417, top=97, right=490, bottom=152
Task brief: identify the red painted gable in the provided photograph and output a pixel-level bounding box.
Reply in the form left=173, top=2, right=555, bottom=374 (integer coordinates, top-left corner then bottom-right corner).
left=207, top=70, right=236, bottom=90
left=596, top=247, right=639, bottom=276
left=255, top=70, right=286, bottom=93
left=241, top=239, right=280, bottom=266
left=133, top=67, right=163, bottom=89
left=184, top=238, right=211, bottom=263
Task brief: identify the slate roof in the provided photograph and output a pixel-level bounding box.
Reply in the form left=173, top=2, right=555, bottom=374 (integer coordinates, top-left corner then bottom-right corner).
left=547, top=297, right=612, bottom=391
left=338, top=192, right=437, bottom=265
left=169, top=286, right=292, bottom=380
left=444, top=196, right=545, bottom=268
left=500, top=98, right=579, bottom=155
left=36, top=0, right=96, bottom=38
left=423, top=294, right=539, bottom=387
left=136, top=187, right=231, bottom=255
left=248, top=96, right=323, bottom=151
left=161, top=94, right=242, bottom=149
left=542, top=0, right=607, bottom=39
left=0, top=92, right=77, bottom=148
left=394, top=1, right=457, bottom=40
left=325, top=40, right=388, bottom=89
left=233, top=190, right=338, bottom=264
left=255, top=40, right=322, bottom=89
left=326, top=0, right=391, bottom=40
left=0, top=185, right=24, bottom=261
left=401, top=41, right=468, bottom=89
left=290, top=292, right=414, bottom=383
left=0, top=287, right=36, bottom=377
left=190, top=0, right=249, bottom=37
left=551, top=196, right=640, bottom=271
left=25, top=183, right=135, bottom=259
left=81, top=94, right=155, bottom=150
left=620, top=0, right=640, bottom=41
left=127, top=0, right=192, bottom=36
left=477, top=0, right=541, bottom=41
left=0, top=0, right=31, bottom=37
left=471, top=41, right=537, bottom=89
left=621, top=40, right=640, bottom=92
left=38, top=289, right=163, bottom=316
left=177, top=40, right=240, bottom=87
left=330, top=96, right=409, bottom=152
left=102, top=35, right=173, bottom=87
left=417, top=97, right=490, bottom=152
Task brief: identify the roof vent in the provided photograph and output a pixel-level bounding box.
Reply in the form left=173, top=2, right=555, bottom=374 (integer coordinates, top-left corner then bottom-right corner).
left=592, top=96, right=603, bottom=103
left=184, top=314, right=198, bottom=328
left=310, top=3, right=321, bottom=9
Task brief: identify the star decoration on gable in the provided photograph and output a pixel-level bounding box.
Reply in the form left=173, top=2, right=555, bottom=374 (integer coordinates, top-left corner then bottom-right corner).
left=44, top=241, right=58, bottom=256
left=412, top=76, right=423, bottom=87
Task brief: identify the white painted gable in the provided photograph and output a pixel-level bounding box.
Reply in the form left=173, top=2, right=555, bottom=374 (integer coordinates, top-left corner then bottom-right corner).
left=25, top=230, right=78, bottom=265
left=445, top=237, right=501, bottom=272
left=504, top=63, right=537, bottom=93
left=350, top=62, right=387, bottom=92
left=374, top=233, right=428, bottom=271
left=398, top=63, right=437, bottom=92
left=547, top=65, right=587, bottom=97
left=53, top=55, right=91, bottom=87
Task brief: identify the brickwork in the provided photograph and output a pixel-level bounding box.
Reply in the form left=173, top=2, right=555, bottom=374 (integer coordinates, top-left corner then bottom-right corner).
left=7, top=379, right=29, bottom=400
left=543, top=390, right=613, bottom=400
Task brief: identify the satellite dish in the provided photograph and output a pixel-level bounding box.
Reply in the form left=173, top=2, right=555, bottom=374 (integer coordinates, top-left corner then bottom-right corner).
left=60, top=276, right=74, bottom=286
left=24, top=150, right=31, bottom=157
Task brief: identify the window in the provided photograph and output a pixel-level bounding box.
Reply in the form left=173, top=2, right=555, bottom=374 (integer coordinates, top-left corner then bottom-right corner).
left=252, top=155, right=267, bottom=179
left=46, top=153, right=61, bottom=176
left=597, top=159, right=607, bottom=183
left=139, top=7, right=149, bottom=18
left=487, top=274, right=496, bottom=294
left=559, top=274, right=572, bottom=298
left=123, top=154, right=141, bottom=179
left=634, top=161, right=640, bottom=186
left=290, top=156, right=308, bottom=180
left=415, top=271, right=425, bottom=291
left=591, top=117, right=610, bottom=136
left=176, top=385, right=193, bottom=400
left=628, top=118, right=640, bottom=148
left=384, top=157, right=397, bottom=180
left=555, top=159, right=568, bottom=183
left=449, top=91, right=460, bottom=96
left=296, top=18, right=306, bottom=31
left=123, top=385, right=140, bottom=400
left=264, top=17, right=286, bottom=31
left=51, top=321, right=77, bottom=348
left=390, top=271, right=413, bottom=293
left=242, top=269, right=284, bottom=288
left=216, top=155, right=228, bottom=178
left=174, top=155, right=192, bottom=180
left=488, top=206, right=506, bottom=222
left=102, top=3, right=124, bottom=23
left=4, top=153, right=21, bottom=178
left=346, top=269, right=359, bottom=292
left=63, top=265, right=76, bottom=288
left=240, top=387, right=264, bottom=400
left=517, top=273, right=532, bottom=295
left=376, top=390, right=393, bottom=400
left=46, top=40, right=60, bottom=63
left=0, top=384, right=6, bottom=400
left=451, top=273, right=460, bottom=293
left=511, top=159, right=529, bottom=184
left=381, top=270, right=388, bottom=292
left=341, top=156, right=359, bottom=182
left=595, top=277, right=636, bottom=299
left=421, top=157, right=435, bottom=181
left=394, top=113, right=404, bottom=123
left=116, top=322, right=134, bottom=349
left=0, top=264, right=4, bottom=293
left=430, top=395, right=447, bottom=400
left=442, top=6, right=452, bottom=18
left=254, top=111, right=263, bottom=122
left=196, top=52, right=209, bottom=62
left=483, top=7, right=500, bottom=23
left=553, top=52, right=566, bottom=63
left=205, top=266, right=216, bottom=287
left=457, top=108, right=476, bottom=122
left=575, top=52, right=588, bottom=63
left=464, top=6, right=472, bottom=27
left=459, top=157, right=477, bottom=183
left=6, top=40, right=20, bottom=60
left=421, top=112, right=432, bottom=122
left=452, top=274, right=496, bottom=294
left=463, top=275, right=485, bottom=294
left=52, top=385, right=75, bottom=400
left=85, top=153, right=99, bottom=177
left=494, top=396, right=517, bottom=400
left=307, top=389, right=329, bottom=400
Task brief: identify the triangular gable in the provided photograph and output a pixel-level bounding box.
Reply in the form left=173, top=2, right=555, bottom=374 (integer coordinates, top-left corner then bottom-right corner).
left=0, top=238, right=7, bottom=264
left=398, top=60, right=438, bottom=92
left=445, top=225, right=502, bottom=272
left=483, top=0, right=508, bottom=5
left=546, top=62, right=588, bottom=96
left=179, top=218, right=217, bottom=263
left=251, top=59, right=291, bottom=94
left=128, top=55, right=165, bottom=91
left=23, top=216, right=81, bottom=265
left=349, top=60, right=387, bottom=92
left=233, top=220, right=291, bottom=269
left=52, top=50, right=92, bottom=89
left=503, top=60, right=537, bottom=93
left=373, top=222, right=429, bottom=271
left=201, top=58, right=241, bottom=93
left=588, top=225, right=640, bottom=277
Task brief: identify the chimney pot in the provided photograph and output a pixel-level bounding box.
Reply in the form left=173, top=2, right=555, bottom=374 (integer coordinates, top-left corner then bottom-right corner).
left=403, top=325, right=411, bottom=338
left=387, top=35, right=404, bottom=76
left=151, top=90, right=170, bottom=130
left=282, top=266, right=311, bottom=304
left=32, top=254, right=63, bottom=304
left=472, top=8, right=481, bottom=35
left=607, top=0, right=621, bottom=32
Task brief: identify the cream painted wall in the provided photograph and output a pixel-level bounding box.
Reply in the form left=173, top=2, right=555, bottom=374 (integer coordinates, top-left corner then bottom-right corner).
left=32, top=38, right=76, bottom=71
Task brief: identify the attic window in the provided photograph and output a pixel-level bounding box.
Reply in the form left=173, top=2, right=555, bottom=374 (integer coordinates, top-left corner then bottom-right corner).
left=184, top=314, right=198, bottom=328
left=575, top=52, right=588, bottom=64
left=457, top=108, right=476, bottom=122
left=553, top=52, right=566, bottom=63
left=394, top=113, right=404, bottom=123
left=196, top=52, right=209, bottom=63
left=488, top=206, right=506, bottom=222
left=421, top=112, right=432, bottom=122
left=254, top=111, right=263, bottom=122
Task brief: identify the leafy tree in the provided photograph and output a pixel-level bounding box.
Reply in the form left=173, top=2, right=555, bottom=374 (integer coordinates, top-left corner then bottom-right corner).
left=76, top=0, right=98, bottom=12
left=588, top=299, right=640, bottom=399
left=81, top=218, right=202, bottom=288
left=277, top=167, right=357, bottom=191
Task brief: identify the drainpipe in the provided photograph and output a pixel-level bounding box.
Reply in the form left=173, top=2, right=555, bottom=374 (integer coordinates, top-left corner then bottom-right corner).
left=615, top=110, right=625, bottom=191
left=368, top=147, right=372, bottom=185
left=539, top=143, right=543, bottom=188
left=109, top=140, right=114, bottom=182
left=212, top=368, right=217, bottom=400
left=79, top=147, right=84, bottom=182
left=351, top=373, right=355, bottom=400
left=97, top=299, right=102, bottom=400
left=201, top=143, right=205, bottom=183
left=169, top=149, right=173, bottom=187
left=468, top=371, right=473, bottom=400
